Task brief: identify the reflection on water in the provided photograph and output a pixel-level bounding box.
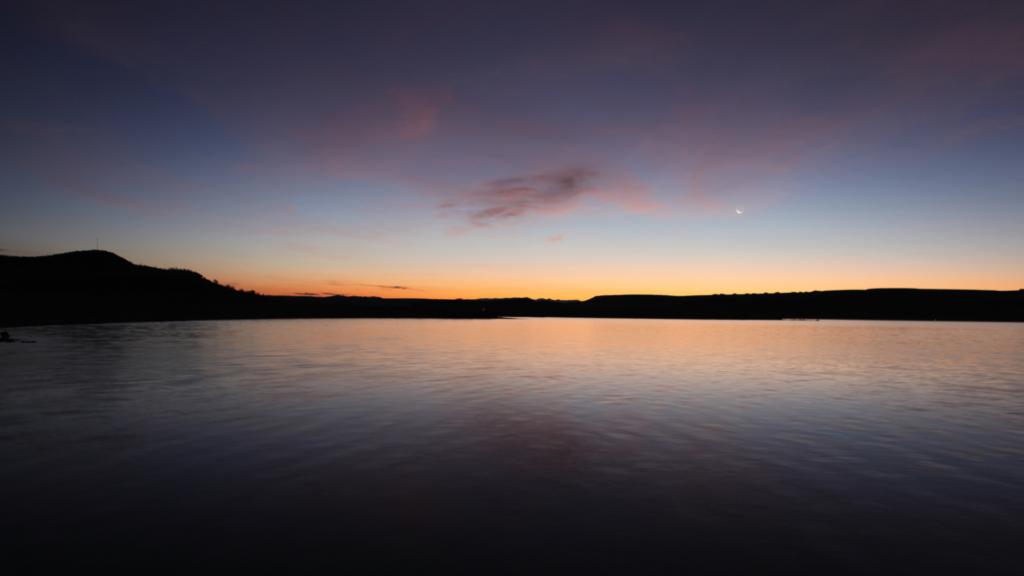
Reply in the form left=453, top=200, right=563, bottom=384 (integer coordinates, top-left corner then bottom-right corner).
left=2, top=318, right=1023, bottom=573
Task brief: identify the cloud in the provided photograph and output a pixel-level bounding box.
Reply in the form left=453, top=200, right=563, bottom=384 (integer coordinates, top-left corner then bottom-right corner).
left=548, top=233, right=565, bottom=243
left=295, top=292, right=319, bottom=296
left=440, top=169, right=598, bottom=227
left=360, top=284, right=414, bottom=291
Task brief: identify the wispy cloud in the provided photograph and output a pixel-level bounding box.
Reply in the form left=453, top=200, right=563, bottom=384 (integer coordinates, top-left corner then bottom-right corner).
left=440, top=169, right=598, bottom=227
left=359, top=284, right=416, bottom=291
left=548, top=233, right=565, bottom=243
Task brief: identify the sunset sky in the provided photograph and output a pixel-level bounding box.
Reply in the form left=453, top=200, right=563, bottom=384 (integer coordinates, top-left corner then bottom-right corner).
left=2, top=0, right=1022, bottom=298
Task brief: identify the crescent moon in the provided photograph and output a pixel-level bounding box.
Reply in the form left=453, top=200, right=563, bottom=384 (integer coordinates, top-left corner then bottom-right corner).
left=736, top=206, right=744, bottom=214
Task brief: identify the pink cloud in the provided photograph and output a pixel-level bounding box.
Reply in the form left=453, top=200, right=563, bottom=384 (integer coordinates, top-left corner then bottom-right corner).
left=617, top=107, right=856, bottom=215
left=393, top=88, right=449, bottom=139
left=296, top=86, right=452, bottom=148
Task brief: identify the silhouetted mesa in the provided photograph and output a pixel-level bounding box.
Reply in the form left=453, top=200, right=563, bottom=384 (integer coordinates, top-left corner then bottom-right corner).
left=1, top=251, right=1021, bottom=327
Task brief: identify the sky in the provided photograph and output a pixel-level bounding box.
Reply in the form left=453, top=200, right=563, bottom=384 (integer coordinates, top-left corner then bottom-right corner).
left=2, top=0, right=1023, bottom=298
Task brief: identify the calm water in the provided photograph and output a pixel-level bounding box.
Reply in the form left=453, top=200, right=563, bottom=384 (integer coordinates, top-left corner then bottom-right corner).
left=2, top=318, right=1023, bottom=573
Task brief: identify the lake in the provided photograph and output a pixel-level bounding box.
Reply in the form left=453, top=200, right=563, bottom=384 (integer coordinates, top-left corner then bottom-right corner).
left=2, top=318, right=1023, bottom=573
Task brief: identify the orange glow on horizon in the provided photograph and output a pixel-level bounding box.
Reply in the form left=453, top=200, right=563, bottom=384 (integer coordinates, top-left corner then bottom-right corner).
left=246, top=274, right=1023, bottom=300
left=188, top=249, right=1024, bottom=301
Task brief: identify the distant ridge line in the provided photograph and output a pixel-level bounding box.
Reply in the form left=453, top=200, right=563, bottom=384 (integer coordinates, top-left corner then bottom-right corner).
left=1, top=251, right=1022, bottom=327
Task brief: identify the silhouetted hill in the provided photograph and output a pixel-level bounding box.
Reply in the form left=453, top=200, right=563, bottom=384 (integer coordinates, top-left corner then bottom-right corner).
left=1, top=251, right=1021, bottom=327
left=1, top=250, right=239, bottom=296
left=0, top=251, right=496, bottom=326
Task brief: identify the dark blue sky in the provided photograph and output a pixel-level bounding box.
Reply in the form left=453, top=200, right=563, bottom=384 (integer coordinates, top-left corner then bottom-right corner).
left=2, top=0, right=1022, bottom=297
